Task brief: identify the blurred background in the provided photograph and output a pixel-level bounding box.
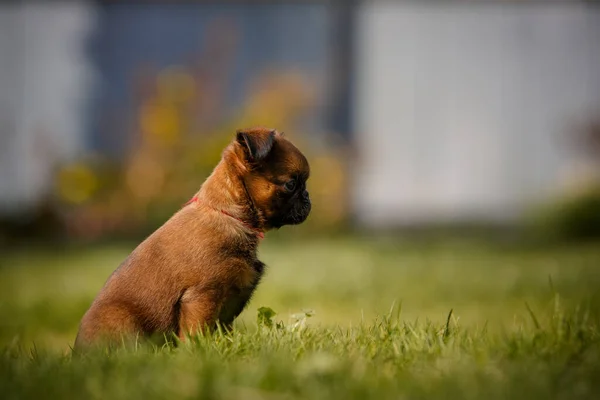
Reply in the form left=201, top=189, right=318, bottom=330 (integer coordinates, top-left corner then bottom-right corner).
left=1, top=1, right=600, bottom=348
left=1, top=1, right=600, bottom=243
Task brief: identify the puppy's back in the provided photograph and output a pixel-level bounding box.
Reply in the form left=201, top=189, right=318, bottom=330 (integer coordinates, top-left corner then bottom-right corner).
left=74, top=207, right=227, bottom=347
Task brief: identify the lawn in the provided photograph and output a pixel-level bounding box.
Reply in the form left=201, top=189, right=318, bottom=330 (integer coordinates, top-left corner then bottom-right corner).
left=1, top=237, right=599, bottom=399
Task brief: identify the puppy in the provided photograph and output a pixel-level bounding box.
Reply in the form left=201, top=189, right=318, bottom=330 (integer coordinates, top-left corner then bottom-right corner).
left=74, top=127, right=311, bottom=348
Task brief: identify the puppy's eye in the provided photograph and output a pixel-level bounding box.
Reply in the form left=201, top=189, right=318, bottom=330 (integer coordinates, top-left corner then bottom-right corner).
left=284, top=179, right=297, bottom=192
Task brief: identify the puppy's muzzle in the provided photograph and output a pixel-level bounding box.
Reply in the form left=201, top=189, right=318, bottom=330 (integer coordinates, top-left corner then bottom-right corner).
left=288, top=190, right=311, bottom=225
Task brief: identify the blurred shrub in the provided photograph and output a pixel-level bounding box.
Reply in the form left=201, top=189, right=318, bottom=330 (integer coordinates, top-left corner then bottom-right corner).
left=528, top=113, right=600, bottom=242
left=528, top=185, right=600, bottom=242
left=52, top=67, right=348, bottom=242
left=525, top=112, right=600, bottom=243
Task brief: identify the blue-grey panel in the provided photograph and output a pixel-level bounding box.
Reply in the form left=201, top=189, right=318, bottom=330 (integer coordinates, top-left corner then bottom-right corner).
left=85, top=3, right=331, bottom=154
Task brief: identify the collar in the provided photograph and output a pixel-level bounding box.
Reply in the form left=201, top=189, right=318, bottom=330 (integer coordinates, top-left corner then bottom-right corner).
left=183, top=196, right=265, bottom=239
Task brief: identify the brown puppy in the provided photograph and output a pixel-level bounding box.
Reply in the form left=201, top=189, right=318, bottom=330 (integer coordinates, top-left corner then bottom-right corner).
left=74, top=127, right=311, bottom=348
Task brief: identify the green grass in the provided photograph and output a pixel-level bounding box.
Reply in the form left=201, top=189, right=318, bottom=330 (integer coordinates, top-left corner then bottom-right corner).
left=1, top=237, right=600, bottom=399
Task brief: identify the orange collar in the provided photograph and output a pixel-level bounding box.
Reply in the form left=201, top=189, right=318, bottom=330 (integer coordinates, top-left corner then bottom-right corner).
left=183, top=196, right=265, bottom=239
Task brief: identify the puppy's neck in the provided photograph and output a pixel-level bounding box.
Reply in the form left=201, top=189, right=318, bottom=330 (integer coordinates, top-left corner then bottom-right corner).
left=194, top=156, right=265, bottom=232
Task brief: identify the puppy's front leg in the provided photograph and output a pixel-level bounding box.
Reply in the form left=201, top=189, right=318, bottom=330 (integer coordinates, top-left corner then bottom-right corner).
left=178, top=286, right=223, bottom=339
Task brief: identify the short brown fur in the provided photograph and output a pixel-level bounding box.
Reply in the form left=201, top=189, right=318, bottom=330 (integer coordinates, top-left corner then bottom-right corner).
left=74, top=128, right=310, bottom=348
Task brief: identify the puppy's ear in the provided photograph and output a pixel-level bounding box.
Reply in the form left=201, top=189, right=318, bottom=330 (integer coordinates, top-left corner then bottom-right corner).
left=236, top=128, right=276, bottom=161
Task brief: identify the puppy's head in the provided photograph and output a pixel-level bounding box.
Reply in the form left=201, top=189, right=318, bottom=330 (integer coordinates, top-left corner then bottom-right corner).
left=234, top=127, right=311, bottom=229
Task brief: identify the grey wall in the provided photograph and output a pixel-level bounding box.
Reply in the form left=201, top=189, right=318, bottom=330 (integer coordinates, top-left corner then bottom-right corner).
left=353, top=3, right=600, bottom=226
left=0, top=3, right=97, bottom=212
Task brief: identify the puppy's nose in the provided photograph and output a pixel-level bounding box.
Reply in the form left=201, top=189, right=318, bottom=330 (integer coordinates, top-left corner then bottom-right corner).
left=302, top=190, right=309, bottom=200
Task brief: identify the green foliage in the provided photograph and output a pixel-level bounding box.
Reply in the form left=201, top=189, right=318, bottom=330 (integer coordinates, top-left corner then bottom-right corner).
left=528, top=186, right=600, bottom=242
left=256, top=307, right=278, bottom=329
left=51, top=68, right=349, bottom=242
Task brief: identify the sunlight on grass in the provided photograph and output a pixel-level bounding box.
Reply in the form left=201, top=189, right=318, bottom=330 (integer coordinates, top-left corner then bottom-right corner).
left=1, top=237, right=599, bottom=399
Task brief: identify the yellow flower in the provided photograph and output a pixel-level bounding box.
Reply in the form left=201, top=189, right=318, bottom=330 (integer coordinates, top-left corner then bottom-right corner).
left=55, top=164, right=98, bottom=205
left=139, top=100, right=181, bottom=146
left=157, top=66, right=196, bottom=104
